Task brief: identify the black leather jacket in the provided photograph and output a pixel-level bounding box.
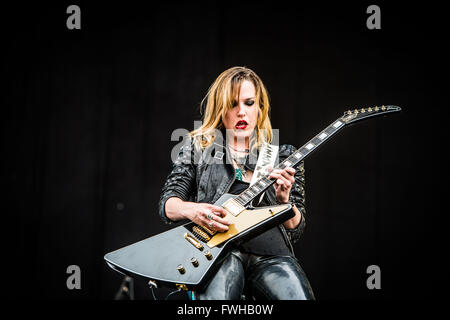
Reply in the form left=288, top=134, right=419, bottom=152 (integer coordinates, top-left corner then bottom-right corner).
left=158, top=139, right=307, bottom=255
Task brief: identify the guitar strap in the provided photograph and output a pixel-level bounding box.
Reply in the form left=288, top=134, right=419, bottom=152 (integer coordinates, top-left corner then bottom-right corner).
left=250, top=143, right=279, bottom=205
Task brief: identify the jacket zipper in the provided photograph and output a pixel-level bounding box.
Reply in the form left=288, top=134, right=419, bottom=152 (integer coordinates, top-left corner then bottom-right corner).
left=223, top=148, right=237, bottom=195
left=224, top=162, right=237, bottom=194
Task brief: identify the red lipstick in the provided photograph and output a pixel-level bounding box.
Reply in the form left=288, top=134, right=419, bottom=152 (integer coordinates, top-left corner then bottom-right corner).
left=235, top=120, right=248, bottom=129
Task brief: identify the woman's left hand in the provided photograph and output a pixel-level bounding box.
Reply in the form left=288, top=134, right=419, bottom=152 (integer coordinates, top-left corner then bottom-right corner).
left=268, top=166, right=296, bottom=204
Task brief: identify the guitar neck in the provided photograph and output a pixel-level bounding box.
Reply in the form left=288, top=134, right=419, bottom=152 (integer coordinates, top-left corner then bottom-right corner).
left=234, top=105, right=401, bottom=206
left=234, top=118, right=344, bottom=206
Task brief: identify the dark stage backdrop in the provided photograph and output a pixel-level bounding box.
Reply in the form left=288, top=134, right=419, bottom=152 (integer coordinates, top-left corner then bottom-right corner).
left=2, top=2, right=447, bottom=301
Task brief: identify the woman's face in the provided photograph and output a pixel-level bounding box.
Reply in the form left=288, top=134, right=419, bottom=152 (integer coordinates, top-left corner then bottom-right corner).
left=222, top=80, right=258, bottom=143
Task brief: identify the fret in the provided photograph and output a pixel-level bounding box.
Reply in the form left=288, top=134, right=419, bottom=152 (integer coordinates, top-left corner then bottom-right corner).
left=325, top=126, right=335, bottom=135
left=262, top=177, right=272, bottom=184
left=256, top=180, right=267, bottom=188
left=278, top=163, right=287, bottom=170
left=286, top=158, right=300, bottom=168
left=286, top=152, right=302, bottom=166
left=300, top=148, right=309, bottom=156
left=246, top=178, right=273, bottom=199
left=318, top=132, right=327, bottom=140
left=312, top=137, right=322, bottom=146
left=259, top=178, right=272, bottom=188
left=258, top=181, right=269, bottom=190
left=262, top=180, right=272, bottom=189
left=305, top=143, right=315, bottom=150
left=332, top=120, right=343, bottom=128
left=238, top=196, right=249, bottom=205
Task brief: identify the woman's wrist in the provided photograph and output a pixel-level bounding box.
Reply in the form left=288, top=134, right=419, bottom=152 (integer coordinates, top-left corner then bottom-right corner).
left=181, top=201, right=197, bottom=220
left=166, top=197, right=192, bottom=221
left=283, top=204, right=301, bottom=229
left=276, top=195, right=290, bottom=204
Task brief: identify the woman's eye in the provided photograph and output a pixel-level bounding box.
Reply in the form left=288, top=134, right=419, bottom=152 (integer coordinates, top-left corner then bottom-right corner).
left=245, top=100, right=254, bottom=106
left=232, top=101, right=238, bottom=107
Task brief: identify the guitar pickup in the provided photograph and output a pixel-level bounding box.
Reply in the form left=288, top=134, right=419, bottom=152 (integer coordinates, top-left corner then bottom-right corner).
left=192, top=226, right=212, bottom=241
left=222, top=198, right=246, bottom=216
left=184, top=233, right=204, bottom=251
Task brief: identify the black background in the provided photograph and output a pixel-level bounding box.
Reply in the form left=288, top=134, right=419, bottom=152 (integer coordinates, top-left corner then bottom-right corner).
left=2, top=1, right=447, bottom=302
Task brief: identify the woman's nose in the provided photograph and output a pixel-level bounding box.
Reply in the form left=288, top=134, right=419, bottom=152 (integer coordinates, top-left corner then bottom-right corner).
left=237, top=104, right=246, bottom=116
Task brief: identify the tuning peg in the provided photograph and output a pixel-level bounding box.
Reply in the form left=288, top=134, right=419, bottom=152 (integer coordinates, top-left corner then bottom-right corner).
left=354, top=109, right=359, bottom=114
left=375, top=106, right=379, bottom=111
left=381, top=105, right=386, bottom=111
left=368, top=107, right=373, bottom=112
left=361, top=108, right=366, bottom=113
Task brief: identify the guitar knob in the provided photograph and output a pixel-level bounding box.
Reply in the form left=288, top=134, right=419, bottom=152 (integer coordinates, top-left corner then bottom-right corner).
left=204, top=251, right=213, bottom=260
left=190, top=258, right=199, bottom=267
left=177, top=265, right=186, bottom=274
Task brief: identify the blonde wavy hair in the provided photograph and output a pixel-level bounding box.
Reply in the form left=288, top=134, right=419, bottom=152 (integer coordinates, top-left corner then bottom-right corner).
left=190, top=66, right=273, bottom=150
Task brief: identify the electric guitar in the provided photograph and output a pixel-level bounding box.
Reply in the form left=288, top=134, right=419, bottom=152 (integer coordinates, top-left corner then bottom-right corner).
left=104, top=105, right=401, bottom=291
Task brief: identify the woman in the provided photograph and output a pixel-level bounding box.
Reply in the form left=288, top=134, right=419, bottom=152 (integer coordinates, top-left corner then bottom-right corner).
left=158, top=66, right=315, bottom=300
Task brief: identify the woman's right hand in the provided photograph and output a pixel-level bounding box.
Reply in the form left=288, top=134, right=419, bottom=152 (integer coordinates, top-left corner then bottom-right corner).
left=165, top=197, right=231, bottom=232
left=184, top=202, right=231, bottom=232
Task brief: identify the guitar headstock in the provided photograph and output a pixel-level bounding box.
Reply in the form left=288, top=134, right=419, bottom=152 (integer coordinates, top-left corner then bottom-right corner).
left=341, top=105, right=402, bottom=125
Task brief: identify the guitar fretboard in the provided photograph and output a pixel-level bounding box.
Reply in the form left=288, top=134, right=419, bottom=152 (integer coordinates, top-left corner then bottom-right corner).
left=234, top=118, right=346, bottom=206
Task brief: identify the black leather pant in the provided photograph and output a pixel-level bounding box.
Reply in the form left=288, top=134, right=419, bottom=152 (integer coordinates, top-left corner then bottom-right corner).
left=193, top=249, right=315, bottom=300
